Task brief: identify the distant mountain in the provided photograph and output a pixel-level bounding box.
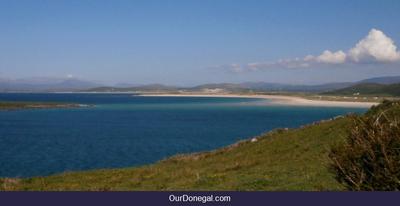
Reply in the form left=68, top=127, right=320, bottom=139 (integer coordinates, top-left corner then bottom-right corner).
left=3, top=75, right=400, bottom=93
left=359, top=76, right=400, bottom=85
left=85, top=83, right=247, bottom=93
left=323, top=83, right=400, bottom=96
left=84, top=82, right=353, bottom=93
left=0, top=77, right=102, bottom=92
left=85, top=84, right=179, bottom=93
left=187, top=83, right=250, bottom=93
left=240, top=82, right=354, bottom=92
left=237, top=76, right=400, bottom=92
left=189, top=82, right=355, bottom=93
left=83, top=75, right=400, bottom=93
left=113, top=83, right=140, bottom=88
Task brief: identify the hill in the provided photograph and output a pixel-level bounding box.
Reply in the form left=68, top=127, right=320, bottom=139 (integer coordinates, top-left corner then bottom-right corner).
left=240, top=82, right=354, bottom=92
left=83, top=75, right=400, bottom=93
left=359, top=75, right=400, bottom=85
left=84, top=82, right=353, bottom=93
left=323, top=83, right=400, bottom=96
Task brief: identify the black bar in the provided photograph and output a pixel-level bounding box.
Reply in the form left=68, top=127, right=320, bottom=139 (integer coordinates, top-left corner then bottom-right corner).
left=1, top=192, right=399, bottom=206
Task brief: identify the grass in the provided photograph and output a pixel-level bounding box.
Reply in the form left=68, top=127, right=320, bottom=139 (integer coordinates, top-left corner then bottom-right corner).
left=1, top=114, right=352, bottom=191
left=329, top=100, right=400, bottom=190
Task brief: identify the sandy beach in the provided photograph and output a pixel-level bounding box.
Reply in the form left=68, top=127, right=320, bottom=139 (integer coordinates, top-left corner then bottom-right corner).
left=139, top=93, right=379, bottom=108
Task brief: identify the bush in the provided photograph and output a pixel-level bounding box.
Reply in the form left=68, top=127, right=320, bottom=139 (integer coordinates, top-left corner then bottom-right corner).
left=329, top=102, right=400, bottom=191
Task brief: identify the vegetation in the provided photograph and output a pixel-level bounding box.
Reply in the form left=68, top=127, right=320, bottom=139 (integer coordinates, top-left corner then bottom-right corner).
left=0, top=101, right=81, bottom=110
left=329, top=101, right=400, bottom=190
left=324, top=83, right=400, bottom=97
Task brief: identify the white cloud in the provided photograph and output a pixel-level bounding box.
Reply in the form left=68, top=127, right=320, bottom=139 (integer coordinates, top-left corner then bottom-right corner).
left=314, top=50, right=347, bottom=64
left=217, top=28, right=400, bottom=72
left=348, top=28, right=400, bottom=63
left=302, top=50, right=347, bottom=64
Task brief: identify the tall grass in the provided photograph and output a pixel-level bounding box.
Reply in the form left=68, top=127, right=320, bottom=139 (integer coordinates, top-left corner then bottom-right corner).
left=330, top=101, right=400, bottom=190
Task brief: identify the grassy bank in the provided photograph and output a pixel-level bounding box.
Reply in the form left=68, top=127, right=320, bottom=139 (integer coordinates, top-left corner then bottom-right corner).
left=1, top=114, right=353, bottom=191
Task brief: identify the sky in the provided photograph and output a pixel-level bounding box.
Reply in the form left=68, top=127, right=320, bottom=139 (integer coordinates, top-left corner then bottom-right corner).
left=0, top=0, right=400, bottom=86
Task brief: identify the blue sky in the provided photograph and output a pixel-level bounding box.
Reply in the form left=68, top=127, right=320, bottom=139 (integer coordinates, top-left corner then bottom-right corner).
left=0, top=0, right=400, bottom=85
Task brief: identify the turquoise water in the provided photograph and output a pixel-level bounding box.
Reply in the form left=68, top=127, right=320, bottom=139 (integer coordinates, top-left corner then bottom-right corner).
left=0, top=93, right=367, bottom=177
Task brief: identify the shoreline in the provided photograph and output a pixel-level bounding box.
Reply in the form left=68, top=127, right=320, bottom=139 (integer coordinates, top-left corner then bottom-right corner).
left=0, top=92, right=379, bottom=108
left=139, top=93, right=379, bottom=108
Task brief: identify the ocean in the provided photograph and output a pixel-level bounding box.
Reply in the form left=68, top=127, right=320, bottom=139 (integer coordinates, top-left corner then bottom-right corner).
left=0, top=93, right=367, bottom=177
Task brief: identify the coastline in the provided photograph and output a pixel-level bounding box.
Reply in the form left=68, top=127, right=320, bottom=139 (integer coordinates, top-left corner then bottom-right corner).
left=6, top=92, right=378, bottom=108
left=0, top=108, right=357, bottom=190
left=1, top=98, right=394, bottom=191
left=139, top=93, right=379, bottom=108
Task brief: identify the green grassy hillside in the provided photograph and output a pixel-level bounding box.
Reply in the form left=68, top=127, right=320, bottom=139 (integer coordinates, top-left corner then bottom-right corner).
left=324, top=83, right=400, bottom=96
left=1, top=115, right=353, bottom=191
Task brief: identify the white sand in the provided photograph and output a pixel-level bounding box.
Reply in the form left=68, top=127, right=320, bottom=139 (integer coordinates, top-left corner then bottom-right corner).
left=139, top=93, right=378, bottom=108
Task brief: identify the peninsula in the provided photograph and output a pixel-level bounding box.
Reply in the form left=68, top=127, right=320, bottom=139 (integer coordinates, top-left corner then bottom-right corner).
left=0, top=101, right=85, bottom=110
left=138, top=93, right=378, bottom=108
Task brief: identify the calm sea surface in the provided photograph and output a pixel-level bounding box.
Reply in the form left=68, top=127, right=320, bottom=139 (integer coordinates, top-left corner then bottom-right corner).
left=0, top=93, right=367, bottom=177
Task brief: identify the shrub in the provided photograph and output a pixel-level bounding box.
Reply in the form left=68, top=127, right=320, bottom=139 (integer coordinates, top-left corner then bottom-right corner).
left=329, top=101, right=400, bottom=191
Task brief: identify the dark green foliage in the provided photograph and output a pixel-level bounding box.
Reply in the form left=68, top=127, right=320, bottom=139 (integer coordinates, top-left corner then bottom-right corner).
left=366, top=100, right=400, bottom=117
left=324, top=83, right=400, bottom=96
left=330, top=101, right=400, bottom=190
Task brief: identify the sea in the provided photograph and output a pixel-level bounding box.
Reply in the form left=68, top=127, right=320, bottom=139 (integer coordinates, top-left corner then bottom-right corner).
left=0, top=93, right=367, bottom=177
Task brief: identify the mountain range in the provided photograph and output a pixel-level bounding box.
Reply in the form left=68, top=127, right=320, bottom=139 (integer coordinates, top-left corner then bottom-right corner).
left=0, top=77, right=101, bottom=92
left=83, top=75, right=400, bottom=94
left=1, top=75, right=400, bottom=93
